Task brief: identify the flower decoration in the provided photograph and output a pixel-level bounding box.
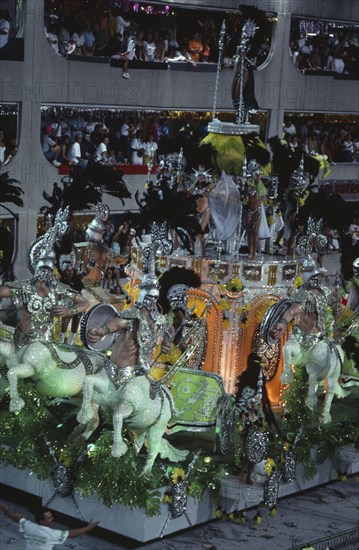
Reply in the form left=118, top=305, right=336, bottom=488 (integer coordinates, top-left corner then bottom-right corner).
left=225, top=277, right=243, bottom=292
left=253, top=511, right=261, bottom=525
left=255, top=299, right=277, bottom=324
left=59, top=448, right=74, bottom=468
left=293, top=276, right=303, bottom=289
left=123, top=279, right=140, bottom=307
left=264, top=457, right=276, bottom=475
left=171, top=467, right=186, bottom=484
left=313, top=154, right=331, bottom=178
left=215, top=506, right=224, bottom=519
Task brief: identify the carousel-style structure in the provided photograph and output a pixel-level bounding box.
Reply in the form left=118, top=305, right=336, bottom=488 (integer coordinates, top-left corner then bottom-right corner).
left=0, top=6, right=358, bottom=544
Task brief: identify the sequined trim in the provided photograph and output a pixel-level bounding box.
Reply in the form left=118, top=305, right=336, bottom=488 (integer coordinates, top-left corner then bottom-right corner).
left=292, top=325, right=321, bottom=352
left=7, top=280, right=77, bottom=343
left=104, top=359, right=140, bottom=390
left=247, top=206, right=261, bottom=232
left=14, top=328, right=96, bottom=373
left=292, top=286, right=331, bottom=331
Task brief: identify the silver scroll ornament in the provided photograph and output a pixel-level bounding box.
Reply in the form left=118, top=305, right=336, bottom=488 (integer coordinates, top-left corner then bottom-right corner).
left=282, top=427, right=303, bottom=483
left=245, top=428, right=269, bottom=464
left=263, top=470, right=280, bottom=509
left=159, top=450, right=201, bottom=537
left=297, top=217, right=328, bottom=255
left=44, top=438, right=88, bottom=521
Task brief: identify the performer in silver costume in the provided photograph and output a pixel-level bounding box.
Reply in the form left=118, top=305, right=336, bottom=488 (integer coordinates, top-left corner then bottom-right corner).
left=0, top=209, right=89, bottom=351
left=87, top=274, right=171, bottom=388
left=270, top=257, right=337, bottom=357
left=269, top=256, right=344, bottom=423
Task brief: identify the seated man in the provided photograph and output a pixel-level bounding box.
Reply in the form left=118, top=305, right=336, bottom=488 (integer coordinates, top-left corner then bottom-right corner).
left=42, top=126, right=61, bottom=167
left=68, top=133, right=87, bottom=169
left=111, top=30, right=135, bottom=79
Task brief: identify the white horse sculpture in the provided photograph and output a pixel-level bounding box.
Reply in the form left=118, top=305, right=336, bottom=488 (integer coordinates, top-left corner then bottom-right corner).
left=0, top=336, right=104, bottom=412
left=281, top=334, right=344, bottom=423
left=76, top=366, right=189, bottom=474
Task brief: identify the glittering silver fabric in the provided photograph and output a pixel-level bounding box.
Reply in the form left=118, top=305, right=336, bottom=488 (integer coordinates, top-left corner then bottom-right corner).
left=264, top=470, right=280, bottom=508
left=171, top=480, right=189, bottom=518
left=104, top=360, right=140, bottom=390
left=245, top=428, right=269, bottom=464
left=292, top=285, right=331, bottom=332
left=117, top=305, right=168, bottom=373
left=237, top=371, right=263, bottom=428
left=217, top=395, right=236, bottom=454
left=7, top=280, right=76, bottom=344
left=51, top=463, right=74, bottom=498
left=292, top=325, right=322, bottom=353
left=298, top=217, right=328, bottom=255
left=282, top=449, right=297, bottom=483
left=247, top=206, right=261, bottom=232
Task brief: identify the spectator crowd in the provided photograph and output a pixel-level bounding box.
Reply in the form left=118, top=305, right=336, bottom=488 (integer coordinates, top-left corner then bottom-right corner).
left=283, top=118, right=359, bottom=163
left=289, top=23, right=359, bottom=74
left=44, top=1, right=226, bottom=78
left=40, top=110, right=192, bottom=168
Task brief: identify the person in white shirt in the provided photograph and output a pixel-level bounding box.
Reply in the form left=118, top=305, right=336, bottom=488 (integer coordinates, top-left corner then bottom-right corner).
left=354, top=138, right=359, bottom=162
left=283, top=120, right=297, bottom=136
left=71, top=30, right=85, bottom=55
left=94, top=136, right=110, bottom=164
left=42, top=127, right=61, bottom=167
left=46, top=26, right=59, bottom=55
left=143, top=32, right=156, bottom=61
left=144, top=133, right=158, bottom=164
left=130, top=130, right=145, bottom=165
left=0, top=130, right=7, bottom=164
left=111, top=31, right=135, bottom=78
left=118, top=118, right=131, bottom=160
left=50, top=117, right=62, bottom=139
left=68, top=133, right=87, bottom=169
left=2, top=503, right=99, bottom=550
left=164, top=46, right=197, bottom=66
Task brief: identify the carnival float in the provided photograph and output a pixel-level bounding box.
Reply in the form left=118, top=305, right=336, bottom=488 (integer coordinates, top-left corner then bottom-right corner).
left=0, top=5, right=358, bottom=543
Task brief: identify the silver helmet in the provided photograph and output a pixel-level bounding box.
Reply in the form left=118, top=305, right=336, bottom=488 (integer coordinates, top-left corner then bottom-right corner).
left=301, top=256, right=326, bottom=286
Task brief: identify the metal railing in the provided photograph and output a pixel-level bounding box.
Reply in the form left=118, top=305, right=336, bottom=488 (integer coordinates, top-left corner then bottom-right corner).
left=290, top=527, right=359, bottom=549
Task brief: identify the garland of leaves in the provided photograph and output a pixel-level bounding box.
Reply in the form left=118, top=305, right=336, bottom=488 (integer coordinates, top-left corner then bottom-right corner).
left=278, top=365, right=359, bottom=479
left=0, top=381, right=229, bottom=516
left=0, top=363, right=357, bottom=516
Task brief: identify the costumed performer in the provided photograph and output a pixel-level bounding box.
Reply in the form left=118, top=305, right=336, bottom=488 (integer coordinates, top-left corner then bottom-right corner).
left=236, top=352, right=278, bottom=483
left=243, top=159, right=270, bottom=259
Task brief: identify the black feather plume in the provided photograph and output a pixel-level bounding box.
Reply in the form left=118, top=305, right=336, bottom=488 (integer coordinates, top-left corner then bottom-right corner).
left=135, top=180, right=201, bottom=253
left=158, top=266, right=201, bottom=314
left=0, top=172, right=23, bottom=208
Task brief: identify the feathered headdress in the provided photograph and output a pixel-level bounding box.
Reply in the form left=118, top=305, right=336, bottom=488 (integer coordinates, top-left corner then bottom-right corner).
left=27, top=207, right=70, bottom=278
left=225, top=5, right=271, bottom=59
left=135, top=180, right=201, bottom=254
left=85, top=203, right=110, bottom=244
